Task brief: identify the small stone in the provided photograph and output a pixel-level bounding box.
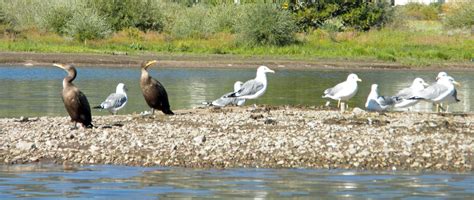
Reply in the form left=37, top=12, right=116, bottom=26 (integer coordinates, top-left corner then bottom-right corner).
left=352, top=107, right=366, bottom=115
left=67, top=133, right=75, bottom=139
left=16, top=141, right=36, bottom=151
left=193, top=135, right=206, bottom=145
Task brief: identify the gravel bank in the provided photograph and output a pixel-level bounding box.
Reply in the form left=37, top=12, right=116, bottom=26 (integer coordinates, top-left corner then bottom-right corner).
left=0, top=106, right=472, bottom=171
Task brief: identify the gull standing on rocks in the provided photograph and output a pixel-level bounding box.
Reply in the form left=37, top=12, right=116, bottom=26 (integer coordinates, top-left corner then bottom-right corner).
left=322, top=73, right=362, bottom=108
left=54, top=63, right=92, bottom=128
left=393, top=78, right=429, bottom=109
left=140, top=60, right=174, bottom=115
left=93, top=83, right=128, bottom=115
left=205, top=81, right=246, bottom=107
left=365, top=84, right=397, bottom=111
left=435, top=72, right=460, bottom=112
left=225, top=66, right=274, bottom=101
left=409, top=75, right=461, bottom=112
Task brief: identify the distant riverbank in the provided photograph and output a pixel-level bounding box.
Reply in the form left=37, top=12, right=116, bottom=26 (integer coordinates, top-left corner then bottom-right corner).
left=1, top=51, right=473, bottom=71
left=0, top=106, right=472, bottom=171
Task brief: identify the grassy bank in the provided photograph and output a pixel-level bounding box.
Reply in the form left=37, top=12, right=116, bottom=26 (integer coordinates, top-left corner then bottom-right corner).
left=1, top=28, right=472, bottom=67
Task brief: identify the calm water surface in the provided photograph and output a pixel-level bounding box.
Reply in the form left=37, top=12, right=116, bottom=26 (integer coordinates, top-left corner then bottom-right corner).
left=0, top=164, right=472, bottom=199
left=0, top=65, right=472, bottom=117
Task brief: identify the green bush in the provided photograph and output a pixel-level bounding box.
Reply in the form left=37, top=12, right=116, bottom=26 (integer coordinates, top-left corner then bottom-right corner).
left=64, top=8, right=112, bottom=42
left=41, top=5, right=74, bottom=35
left=401, top=3, right=441, bottom=20
left=236, top=4, right=297, bottom=46
left=208, top=4, right=241, bottom=33
left=341, top=2, right=392, bottom=31
left=85, top=0, right=163, bottom=32
left=169, top=5, right=214, bottom=39
left=443, top=2, right=474, bottom=29
left=291, top=2, right=339, bottom=32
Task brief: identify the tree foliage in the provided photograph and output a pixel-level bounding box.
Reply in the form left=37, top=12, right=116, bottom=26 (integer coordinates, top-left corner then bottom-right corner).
left=290, top=0, right=392, bottom=32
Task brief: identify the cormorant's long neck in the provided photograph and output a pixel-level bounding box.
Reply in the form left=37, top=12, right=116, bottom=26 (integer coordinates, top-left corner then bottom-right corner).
left=141, top=69, right=150, bottom=82
left=63, top=69, right=76, bottom=89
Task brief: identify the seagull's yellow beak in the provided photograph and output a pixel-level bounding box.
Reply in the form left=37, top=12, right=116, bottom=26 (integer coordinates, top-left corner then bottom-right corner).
left=453, top=81, right=461, bottom=87
left=357, top=78, right=362, bottom=82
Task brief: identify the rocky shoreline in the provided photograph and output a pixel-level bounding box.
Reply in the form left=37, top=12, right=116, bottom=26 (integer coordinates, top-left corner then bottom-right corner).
left=0, top=106, right=472, bottom=171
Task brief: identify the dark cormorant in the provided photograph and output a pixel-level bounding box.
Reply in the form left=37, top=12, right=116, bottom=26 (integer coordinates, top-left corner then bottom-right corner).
left=54, top=63, right=92, bottom=128
left=140, top=60, right=174, bottom=115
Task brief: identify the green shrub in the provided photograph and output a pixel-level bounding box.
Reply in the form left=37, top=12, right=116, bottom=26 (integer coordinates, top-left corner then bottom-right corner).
left=41, top=5, right=74, bottom=35
left=169, top=5, right=214, bottom=39
left=401, top=3, right=441, bottom=20
left=208, top=4, right=241, bottom=33
left=291, top=2, right=339, bottom=32
left=341, top=2, right=392, bottom=31
left=85, top=0, right=163, bottom=32
left=443, top=2, right=474, bottom=29
left=236, top=4, right=297, bottom=46
left=65, top=8, right=112, bottom=42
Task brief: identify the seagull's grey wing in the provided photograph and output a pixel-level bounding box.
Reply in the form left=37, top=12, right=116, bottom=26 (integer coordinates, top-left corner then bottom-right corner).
left=324, top=81, right=346, bottom=96
left=235, top=80, right=264, bottom=97
left=395, top=87, right=414, bottom=99
left=416, top=83, right=448, bottom=100
left=212, top=92, right=235, bottom=107
left=377, top=96, right=397, bottom=106
left=103, top=93, right=127, bottom=108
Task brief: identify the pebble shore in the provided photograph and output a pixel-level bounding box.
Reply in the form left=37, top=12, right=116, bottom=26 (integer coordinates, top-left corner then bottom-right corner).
left=0, top=106, right=472, bottom=171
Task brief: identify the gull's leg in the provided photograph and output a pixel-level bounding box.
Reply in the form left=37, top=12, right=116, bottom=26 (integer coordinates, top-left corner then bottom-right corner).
left=337, top=99, right=341, bottom=108
left=446, top=105, right=450, bottom=113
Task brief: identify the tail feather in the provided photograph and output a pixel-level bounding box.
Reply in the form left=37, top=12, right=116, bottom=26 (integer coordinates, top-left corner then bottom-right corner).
left=408, top=96, right=424, bottom=100
left=225, top=92, right=237, bottom=98
left=163, top=109, right=174, bottom=115
left=93, top=105, right=103, bottom=109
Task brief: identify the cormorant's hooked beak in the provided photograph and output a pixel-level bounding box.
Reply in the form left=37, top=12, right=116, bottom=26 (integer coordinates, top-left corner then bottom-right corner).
left=53, top=63, right=66, bottom=70
left=144, top=60, right=158, bottom=69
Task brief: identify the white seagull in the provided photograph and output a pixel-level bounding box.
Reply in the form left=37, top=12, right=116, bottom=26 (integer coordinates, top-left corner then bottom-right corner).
left=393, top=77, right=429, bottom=108
left=435, top=72, right=460, bottom=112
left=409, top=75, right=461, bottom=112
left=207, top=81, right=246, bottom=107
left=226, top=66, right=274, bottom=100
left=322, top=73, right=362, bottom=108
left=365, top=84, right=398, bottom=111
left=94, top=83, right=128, bottom=115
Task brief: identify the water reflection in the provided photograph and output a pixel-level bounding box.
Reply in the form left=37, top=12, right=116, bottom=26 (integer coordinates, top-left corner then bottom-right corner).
left=0, top=165, right=472, bottom=199
left=0, top=66, right=472, bottom=117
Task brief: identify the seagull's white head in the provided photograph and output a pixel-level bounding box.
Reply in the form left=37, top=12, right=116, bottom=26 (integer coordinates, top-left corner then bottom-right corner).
left=116, top=83, right=128, bottom=93
left=438, top=76, right=461, bottom=87
left=257, top=66, right=275, bottom=74
left=436, top=72, right=448, bottom=81
left=412, top=77, right=429, bottom=89
left=234, top=81, right=243, bottom=92
left=347, top=73, right=362, bottom=82
left=371, top=84, right=378, bottom=92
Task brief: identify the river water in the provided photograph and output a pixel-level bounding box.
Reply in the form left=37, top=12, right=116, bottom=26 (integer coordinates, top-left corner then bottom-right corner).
left=0, top=65, right=472, bottom=117
left=0, top=164, right=472, bottom=199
